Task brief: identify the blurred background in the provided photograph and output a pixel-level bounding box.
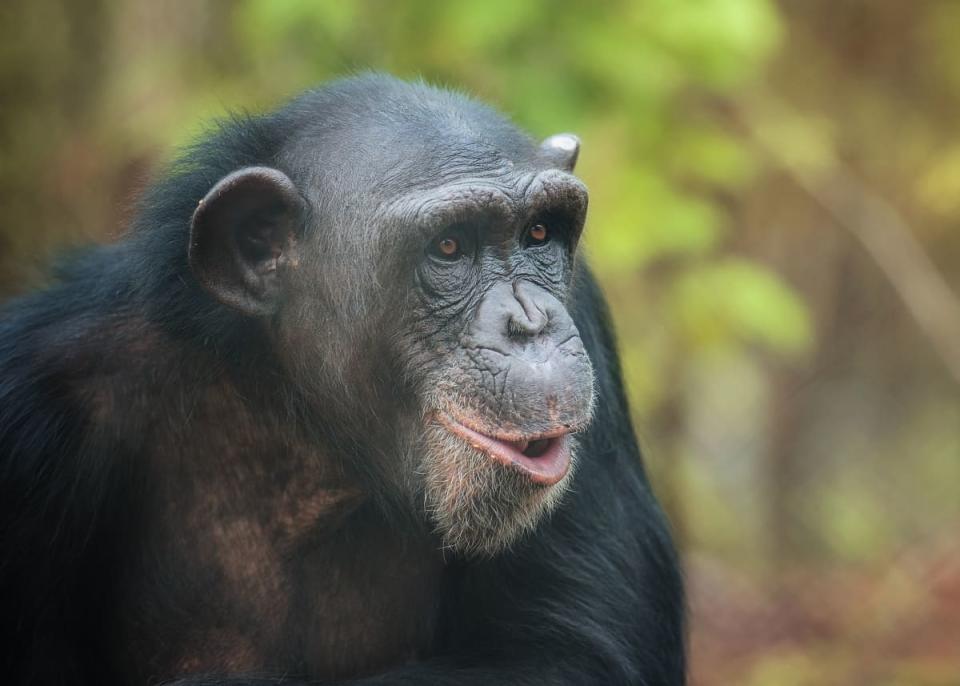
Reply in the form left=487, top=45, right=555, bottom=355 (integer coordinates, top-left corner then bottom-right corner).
left=1, top=1, right=958, bottom=683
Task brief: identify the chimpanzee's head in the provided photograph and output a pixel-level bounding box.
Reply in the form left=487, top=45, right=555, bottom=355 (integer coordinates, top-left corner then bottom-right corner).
left=188, top=76, right=594, bottom=556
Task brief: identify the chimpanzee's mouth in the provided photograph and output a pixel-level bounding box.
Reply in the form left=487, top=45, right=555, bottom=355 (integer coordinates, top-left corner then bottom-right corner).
left=507, top=436, right=554, bottom=458
left=435, top=413, right=573, bottom=486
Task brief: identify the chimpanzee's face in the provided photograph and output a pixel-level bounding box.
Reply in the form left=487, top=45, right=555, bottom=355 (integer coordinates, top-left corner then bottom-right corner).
left=189, top=95, right=594, bottom=556
left=385, top=162, right=593, bottom=555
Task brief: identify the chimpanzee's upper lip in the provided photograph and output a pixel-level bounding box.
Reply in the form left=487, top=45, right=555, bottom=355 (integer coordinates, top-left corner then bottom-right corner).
left=434, top=412, right=574, bottom=486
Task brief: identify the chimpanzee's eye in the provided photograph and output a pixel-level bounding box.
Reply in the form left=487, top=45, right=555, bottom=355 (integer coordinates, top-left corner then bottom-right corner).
left=524, top=223, right=550, bottom=247
left=428, top=235, right=462, bottom=261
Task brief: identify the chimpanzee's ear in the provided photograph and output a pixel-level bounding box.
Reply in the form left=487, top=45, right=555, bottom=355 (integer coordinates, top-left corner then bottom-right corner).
left=189, top=166, right=305, bottom=316
left=539, top=134, right=580, bottom=172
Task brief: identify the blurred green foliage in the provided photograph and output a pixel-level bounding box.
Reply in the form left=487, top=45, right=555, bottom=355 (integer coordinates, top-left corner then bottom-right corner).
left=1, top=1, right=959, bottom=684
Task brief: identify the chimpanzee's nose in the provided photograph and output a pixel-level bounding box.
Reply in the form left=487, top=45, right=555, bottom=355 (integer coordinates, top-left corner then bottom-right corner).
left=507, top=281, right=550, bottom=339
left=467, top=281, right=576, bottom=354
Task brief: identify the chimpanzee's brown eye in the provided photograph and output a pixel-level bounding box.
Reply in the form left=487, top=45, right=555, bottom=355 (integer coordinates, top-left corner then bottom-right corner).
left=430, top=236, right=461, bottom=261
left=526, top=223, right=549, bottom=246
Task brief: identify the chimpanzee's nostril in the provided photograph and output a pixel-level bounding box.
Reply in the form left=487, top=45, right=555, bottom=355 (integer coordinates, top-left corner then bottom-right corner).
left=508, top=315, right=543, bottom=338
left=507, top=281, right=550, bottom=338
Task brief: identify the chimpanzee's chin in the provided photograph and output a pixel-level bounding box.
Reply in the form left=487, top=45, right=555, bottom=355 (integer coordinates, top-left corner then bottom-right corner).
left=418, top=421, right=575, bottom=558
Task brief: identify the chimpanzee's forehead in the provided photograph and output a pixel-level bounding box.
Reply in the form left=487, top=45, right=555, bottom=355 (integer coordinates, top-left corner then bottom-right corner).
left=306, top=121, right=540, bottom=198
left=280, top=77, right=547, bottom=197
left=365, top=129, right=534, bottom=191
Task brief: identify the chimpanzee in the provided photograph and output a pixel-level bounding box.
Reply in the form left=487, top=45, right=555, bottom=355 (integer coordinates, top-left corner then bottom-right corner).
left=0, top=74, right=685, bottom=685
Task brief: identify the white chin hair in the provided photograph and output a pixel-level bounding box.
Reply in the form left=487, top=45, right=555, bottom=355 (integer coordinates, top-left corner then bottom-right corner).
left=419, top=422, right=576, bottom=558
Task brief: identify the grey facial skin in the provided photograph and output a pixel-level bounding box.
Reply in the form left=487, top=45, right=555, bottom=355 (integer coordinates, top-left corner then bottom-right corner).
left=387, top=168, right=594, bottom=554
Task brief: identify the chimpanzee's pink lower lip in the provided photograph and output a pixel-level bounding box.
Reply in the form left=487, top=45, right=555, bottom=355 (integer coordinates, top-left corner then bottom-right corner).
left=435, top=413, right=572, bottom=486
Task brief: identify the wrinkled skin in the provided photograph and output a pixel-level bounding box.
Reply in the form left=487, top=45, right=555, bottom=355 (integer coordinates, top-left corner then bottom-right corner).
left=402, top=181, right=594, bottom=554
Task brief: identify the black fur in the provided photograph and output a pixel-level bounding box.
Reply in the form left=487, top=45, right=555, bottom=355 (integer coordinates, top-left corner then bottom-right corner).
left=0, top=74, right=685, bottom=684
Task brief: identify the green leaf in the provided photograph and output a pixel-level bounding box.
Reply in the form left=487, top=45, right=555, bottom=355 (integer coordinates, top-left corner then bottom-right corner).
left=670, top=259, right=814, bottom=356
